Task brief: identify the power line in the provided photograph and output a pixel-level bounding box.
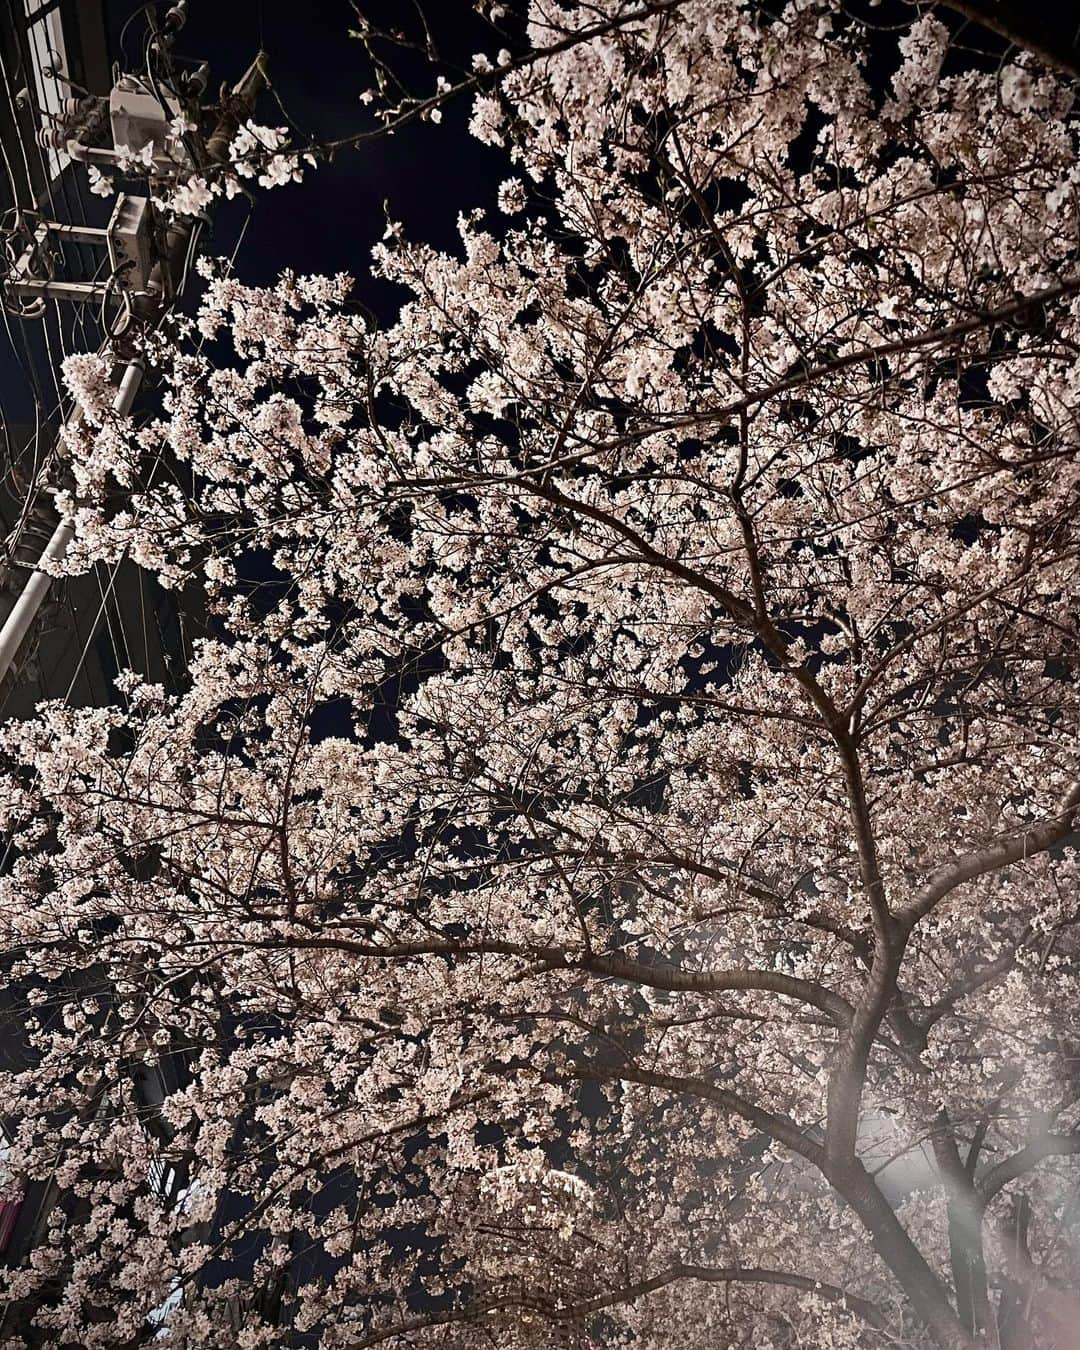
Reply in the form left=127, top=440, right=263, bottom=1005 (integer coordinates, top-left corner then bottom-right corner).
left=0, top=19, right=67, bottom=431
left=57, top=198, right=255, bottom=705
left=0, top=21, right=269, bottom=712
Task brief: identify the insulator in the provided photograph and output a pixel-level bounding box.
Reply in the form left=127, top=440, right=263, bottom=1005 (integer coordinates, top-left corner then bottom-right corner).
left=184, top=62, right=209, bottom=97
left=63, top=95, right=101, bottom=118
left=37, top=126, right=69, bottom=150
left=164, top=1, right=188, bottom=33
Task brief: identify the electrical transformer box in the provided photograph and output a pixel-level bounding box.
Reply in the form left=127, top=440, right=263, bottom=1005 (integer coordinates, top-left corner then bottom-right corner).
left=107, top=194, right=153, bottom=292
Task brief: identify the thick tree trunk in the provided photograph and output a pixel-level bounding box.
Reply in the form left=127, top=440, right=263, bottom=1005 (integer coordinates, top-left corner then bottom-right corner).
left=932, top=1114, right=991, bottom=1336
left=941, top=0, right=1080, bottom=79
left=828, top=1161, right=976, bottom=1350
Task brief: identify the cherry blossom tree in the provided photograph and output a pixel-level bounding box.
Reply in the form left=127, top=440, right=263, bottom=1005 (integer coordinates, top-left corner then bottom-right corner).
left=0, top=2, right=1078, bottom=1346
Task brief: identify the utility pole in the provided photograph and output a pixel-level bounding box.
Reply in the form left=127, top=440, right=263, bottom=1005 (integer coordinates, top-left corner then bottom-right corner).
left=0, top=8, right=267, bottom=700
left=0, top=17, right=271, bottom=1327
left=0, top=360, right=143, bottom=687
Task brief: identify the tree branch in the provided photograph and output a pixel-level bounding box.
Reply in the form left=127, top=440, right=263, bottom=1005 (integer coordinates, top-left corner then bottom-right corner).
left=346, top=1261, right=887, bottom=1346
left=938, top=0, right=1080, bottom=80
left=569, top=1061, right=823, bottom=1165
left=205, top=934, right=852, bottom=1022
left=648, top=279, right=1080, bottom=438
left=978, top=1134, right=1080, bottom=1203
left=898, top=782, right=1080, bottom=928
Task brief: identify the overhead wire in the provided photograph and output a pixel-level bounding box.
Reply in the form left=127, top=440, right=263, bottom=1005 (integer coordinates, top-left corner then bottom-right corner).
left=59, top=200, right=255, bottom=706
left=0, top=301, right=54, bottom=503
left=5, top=0, right=126, bottom=405
left=0, top=60, right=53, bottom=450
left=0, top=2, right=173, bottom=878
left=0, top=15, right=67, bottom=426
left=0, top=11, right=95, bottom=704
left=3, top=4, right=66, bottom=277
left=0, top=1, right=123, bottom=616
left=118, top=3, right=164, bottom=72
left=19, top=0, right=93, bottom=288
left=0, top=211, right=64, bottom=560
left=21, top=4, right=88, bottom=401
left=0, top=0, right=258, bottom=713
left=69, top=253, right=109, bottom=350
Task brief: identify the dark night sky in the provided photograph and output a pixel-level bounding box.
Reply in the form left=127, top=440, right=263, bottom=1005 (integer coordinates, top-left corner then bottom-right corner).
left=0, top=1, right=509, bottom=717
left=0, top=0, right=509, bottom=432
left=111, top=0, right=509, bottom=310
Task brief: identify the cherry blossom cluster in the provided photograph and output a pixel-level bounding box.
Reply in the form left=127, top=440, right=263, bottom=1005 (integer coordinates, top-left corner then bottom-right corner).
left=1, top=2, right=1078, bottom=1346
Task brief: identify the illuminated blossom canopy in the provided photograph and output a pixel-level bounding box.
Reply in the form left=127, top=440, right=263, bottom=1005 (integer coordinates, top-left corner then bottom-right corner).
left=0, top=2, right=1078, bottom=1346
